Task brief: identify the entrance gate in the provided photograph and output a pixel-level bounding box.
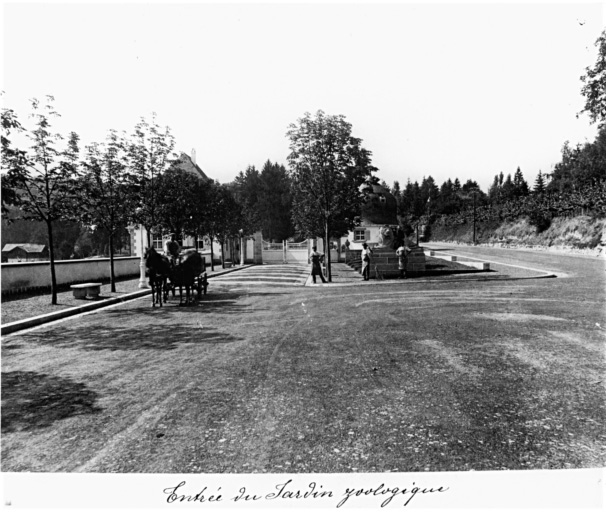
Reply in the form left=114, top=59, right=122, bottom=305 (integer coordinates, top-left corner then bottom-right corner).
left=262, top=240, right=310, bottom=264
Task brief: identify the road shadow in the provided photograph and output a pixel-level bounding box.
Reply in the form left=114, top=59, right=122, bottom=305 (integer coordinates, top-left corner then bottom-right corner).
left=211, top=292, right=291, bottom=300
left=424, top=264, right=494, bottom=273
left=1, top=370, right=102, bottom=433
left=141, top=289, right=287, bottom=314
left=18, top=324, right=242, bottom=351
left=110, top=298, right=262, bottom=316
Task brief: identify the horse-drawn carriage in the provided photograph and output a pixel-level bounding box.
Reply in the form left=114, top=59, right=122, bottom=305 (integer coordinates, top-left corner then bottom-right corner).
left=144, top=247, right=208, bottom=307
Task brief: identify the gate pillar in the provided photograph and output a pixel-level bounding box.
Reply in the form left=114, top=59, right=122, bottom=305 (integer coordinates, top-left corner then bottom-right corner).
left=253, top=230, right=263, bottom=264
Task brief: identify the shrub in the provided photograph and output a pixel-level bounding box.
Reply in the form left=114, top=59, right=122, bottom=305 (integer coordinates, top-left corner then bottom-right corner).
left=528, top=211, right=552, bottom=233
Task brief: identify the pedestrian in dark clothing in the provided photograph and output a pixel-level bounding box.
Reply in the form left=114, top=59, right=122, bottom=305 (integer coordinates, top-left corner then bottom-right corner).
left=309, top=246, right=327, bottom=284
left=396, top=242, right=411, bottom=279
left=361, top=242, right=373, bottom=281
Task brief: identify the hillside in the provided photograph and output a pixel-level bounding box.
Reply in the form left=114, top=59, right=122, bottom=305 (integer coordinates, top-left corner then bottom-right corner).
left=429, top=215, right=606, bottom=256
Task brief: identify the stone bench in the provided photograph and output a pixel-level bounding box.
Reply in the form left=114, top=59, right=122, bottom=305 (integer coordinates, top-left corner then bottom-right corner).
left=70, top=282, right=102, bottom=299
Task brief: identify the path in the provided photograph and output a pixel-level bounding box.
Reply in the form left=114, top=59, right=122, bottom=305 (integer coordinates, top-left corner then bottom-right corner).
left=1, top=246, right=604, bottom=476
left=209, top=263, right=310, bottom=287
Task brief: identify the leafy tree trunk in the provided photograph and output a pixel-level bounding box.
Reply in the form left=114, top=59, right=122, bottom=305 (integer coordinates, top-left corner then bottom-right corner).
left=46, top=219, right=58, bottom=305
left=220, top=239, right=225, bottom=269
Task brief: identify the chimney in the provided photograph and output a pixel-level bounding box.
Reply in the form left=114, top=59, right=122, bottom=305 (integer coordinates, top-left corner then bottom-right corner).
left=191, top=148, right=196, bottom=164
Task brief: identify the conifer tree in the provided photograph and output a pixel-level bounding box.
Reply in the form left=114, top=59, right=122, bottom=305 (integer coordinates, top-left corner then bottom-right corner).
left=534, top=170, right=546, bottom=194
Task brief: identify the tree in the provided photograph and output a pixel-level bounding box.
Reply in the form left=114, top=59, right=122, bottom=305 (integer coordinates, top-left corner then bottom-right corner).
left=80, top=130, right=135, bottom=291
left=420, top=176, right=439, bottom=219
left=155, top=166, right=203, bottom=241
left=436, top=178, right=459, bottom=215
left=513, top=167, right=530, bottom=197
left=579, top=29, right=606, bottom=127
left=501, top=174, right=515, bottom=201
left=231, top=165, right=262, bottom=235
left=1, top=96, right=80, bottom=304
left=128, top=113, right=176, bottom=246
left=399, top=179, right=417, bottom=218
left=286, top=110, right=377, bottom=282
left=488, top=174, right=501, bottom=204
left=231, top=160, right=295, bottom=242
left=534, top=170, right=546, bottom=194
left=258, top=160, right=294, bottom=242
left=1, top=107, right=26, bottom=216
left=204, top=183, right=243, bottom=269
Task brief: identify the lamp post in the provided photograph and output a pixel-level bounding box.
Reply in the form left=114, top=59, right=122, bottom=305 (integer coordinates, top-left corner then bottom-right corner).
left=468, top=188, right=480, bottom=245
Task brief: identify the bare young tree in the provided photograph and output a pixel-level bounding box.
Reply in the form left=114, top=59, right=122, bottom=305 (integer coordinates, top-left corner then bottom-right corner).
left=1, top=96, right=80, bottom=304
left=80, top=130, right=136, bottom=292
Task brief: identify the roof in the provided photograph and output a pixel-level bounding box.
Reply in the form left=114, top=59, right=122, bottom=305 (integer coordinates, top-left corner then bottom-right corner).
left=2, top=243, right=47, bottom=253
left=174, top=152, right=210, bottom=182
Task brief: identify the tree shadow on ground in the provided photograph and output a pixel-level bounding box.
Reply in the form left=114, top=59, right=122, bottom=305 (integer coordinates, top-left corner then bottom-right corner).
left=204, top=290, right=290, bottom=299
left=17, top=324, right=242, bottom=351
left=108, top=298, right=263, bottom=317
left=132, top=289, right=287, bottom=315
left=1, top=371, right=102, bottom=433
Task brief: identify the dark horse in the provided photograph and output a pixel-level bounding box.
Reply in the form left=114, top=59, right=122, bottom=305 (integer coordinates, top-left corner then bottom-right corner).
left=144, top=247, right=171, bottom=307
left=171, top=249, right=204, bottom=306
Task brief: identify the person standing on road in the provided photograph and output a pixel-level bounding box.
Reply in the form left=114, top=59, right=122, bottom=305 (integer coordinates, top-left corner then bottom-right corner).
left=396, top=242, right=411, bottom=279
left=165, top=234, right=181, bottom=267
left=309, top=246, right=327, bottom=284
left=361, top=242, right=373, bottom=281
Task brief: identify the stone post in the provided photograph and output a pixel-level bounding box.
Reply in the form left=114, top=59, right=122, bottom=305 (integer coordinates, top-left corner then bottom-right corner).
left=138, top=225, right=149, bottom=289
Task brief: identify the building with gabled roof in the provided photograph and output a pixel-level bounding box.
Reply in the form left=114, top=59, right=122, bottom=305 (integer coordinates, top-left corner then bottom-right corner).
left=2, top=243, right=49, bottom=262
left=173, top=150, right=211, bottom=182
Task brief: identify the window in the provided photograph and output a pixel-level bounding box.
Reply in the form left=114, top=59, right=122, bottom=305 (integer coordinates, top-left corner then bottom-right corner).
left=354, top=229, right=366, bottom=242
left=152, top=234, right=164, bottom=250
left=196, top=236, right=205, bottom=250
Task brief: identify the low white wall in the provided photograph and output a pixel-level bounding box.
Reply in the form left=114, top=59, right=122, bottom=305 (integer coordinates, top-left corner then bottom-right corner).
left=285, top=249, right=309, bottom=265
left=2, top=257, right=141, bottom=294
left=262, top=250, right=285, bottom=264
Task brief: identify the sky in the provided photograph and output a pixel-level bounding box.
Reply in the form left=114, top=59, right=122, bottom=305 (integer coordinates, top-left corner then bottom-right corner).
left=2, top=1, right=605, bottom=192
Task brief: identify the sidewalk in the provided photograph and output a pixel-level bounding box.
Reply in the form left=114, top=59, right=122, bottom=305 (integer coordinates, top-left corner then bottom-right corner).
left=309, top=258, right=554, bottom=287
left=1, top=264, right=253, bottom=335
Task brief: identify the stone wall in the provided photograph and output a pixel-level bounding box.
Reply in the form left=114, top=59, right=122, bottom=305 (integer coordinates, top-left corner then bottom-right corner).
left=1, top=257, right=141, bottom=295
left=407, top=246, right=427, bottom=272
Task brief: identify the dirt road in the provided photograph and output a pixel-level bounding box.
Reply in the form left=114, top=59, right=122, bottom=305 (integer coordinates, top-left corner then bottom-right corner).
left=2, top=246, right=605, bottom=473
